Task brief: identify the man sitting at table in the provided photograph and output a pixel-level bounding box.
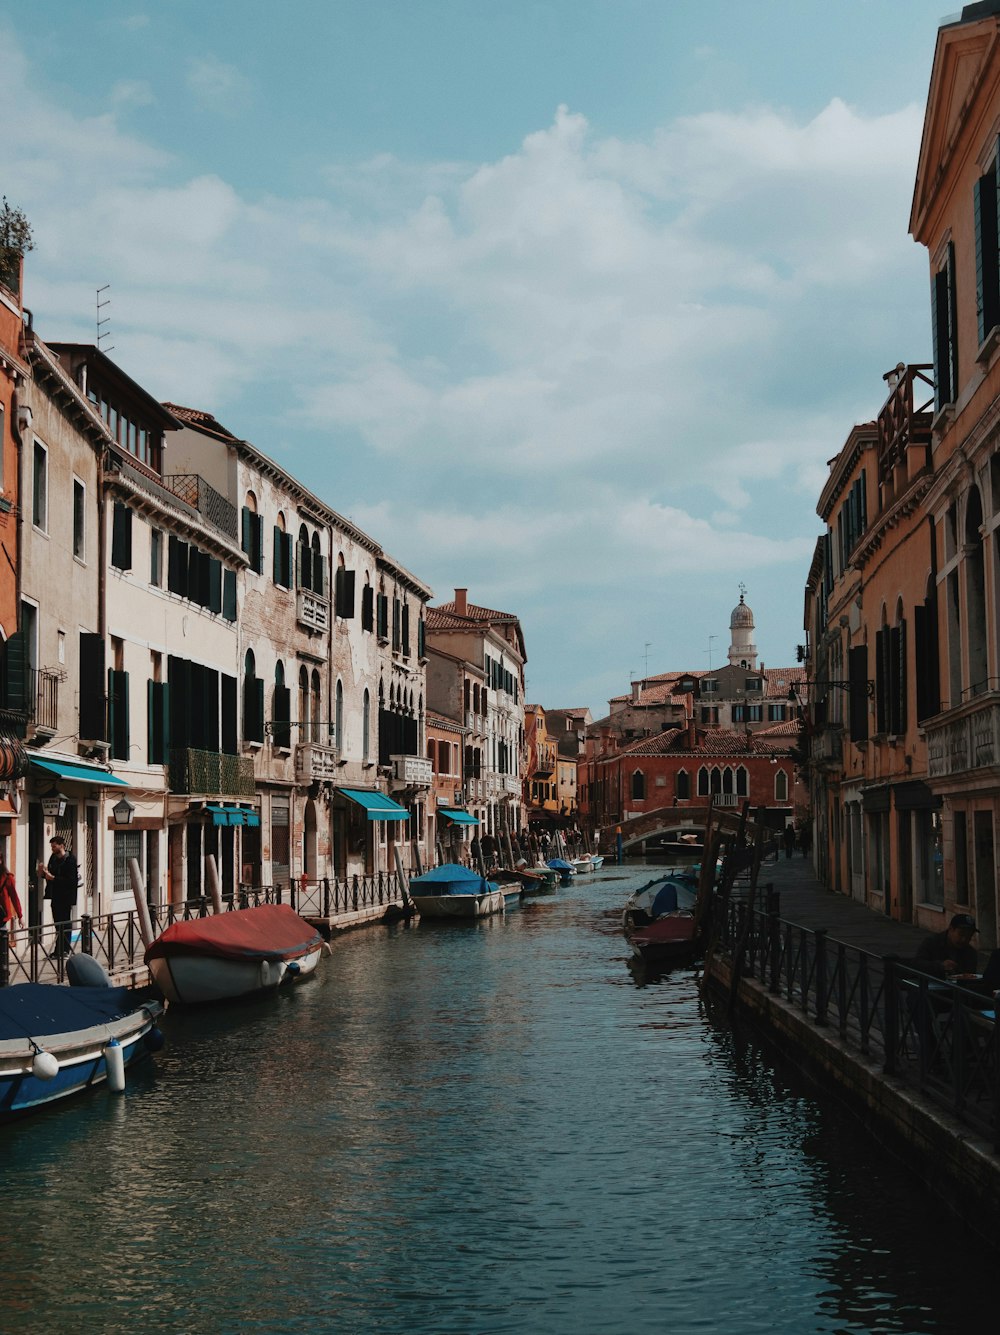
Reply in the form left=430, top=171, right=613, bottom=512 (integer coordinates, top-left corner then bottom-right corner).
left=915, top=913, right=979, bottom=977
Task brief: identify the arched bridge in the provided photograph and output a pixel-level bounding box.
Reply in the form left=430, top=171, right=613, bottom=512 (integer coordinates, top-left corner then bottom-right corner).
left=608, top=803, right=780, bottom=852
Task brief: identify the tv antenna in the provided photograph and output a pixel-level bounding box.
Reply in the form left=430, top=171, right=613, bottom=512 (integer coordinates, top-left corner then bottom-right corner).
left=706, top=635, right=717, bottom=669
left=97, top=285, right=114, bottom=353
left=643, top=642, right=652, bottom=677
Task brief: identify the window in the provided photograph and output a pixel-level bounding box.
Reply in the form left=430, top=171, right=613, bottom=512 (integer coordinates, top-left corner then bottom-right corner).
left=362, top=689, right=371, bottom=764
left=243, top=649, right=264, bottom=744
left=746, top=705, right=762, bottom=722
left=700, top=706, right=719, bottom=724
left=676, top=769, right=690, bottom=800
left=361, top=582, right=374, bottom=632
left=108, top=665, right=130, bottom=760
left=745, top=678, right=762, bottom=692
left=335, top=563, right=356, bottom=618
left=702, top=679, right=717, bottom=695
left=697, top=766, right=709, bottom=797
left=32, top=441, right=47, bottom=531
left=767, top=704, right=786, bottom=722
left=73, top=480, right=85, bottom=561
left=241, top=496, right=263, bottom=574
left=932, top=242, right=958, bottom=408
left=376, top=590, right=388, bottom=640
left=631, top=770, right=645, bottom=800
left=150, top=528, right=162, bottom=586
left=147, top=680, right=168, bottom=764
left=774, top=769, right=789, bottom=803
left=111, top=501, right=133, bottom=570
left=272, top=663, right=291, bottom=749
left=335, top=679, right=344, bottom=750
left=272, top=518, right=293, bottom=589
left=975, top=160, right=1000, bottom=347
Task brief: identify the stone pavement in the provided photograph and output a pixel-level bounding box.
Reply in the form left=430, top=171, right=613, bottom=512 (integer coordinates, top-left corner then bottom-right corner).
left=747, top=851, right=936, bottom=963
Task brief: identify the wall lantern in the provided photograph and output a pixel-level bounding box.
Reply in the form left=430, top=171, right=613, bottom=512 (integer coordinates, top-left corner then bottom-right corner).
left=41, top=789, right=68, bottom=819
left=112, top=796, right=136, bottom=826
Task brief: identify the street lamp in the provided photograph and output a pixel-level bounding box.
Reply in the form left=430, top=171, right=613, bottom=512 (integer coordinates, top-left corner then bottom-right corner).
left=788, top=679, right=875, bottom=704
left=112, top=796, right=135, bottom=826
left=40, top=789, right=68, bottom=819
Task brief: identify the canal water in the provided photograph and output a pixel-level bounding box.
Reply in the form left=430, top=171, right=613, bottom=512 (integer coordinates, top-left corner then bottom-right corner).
left=2, top=866, right=997, bottom=1334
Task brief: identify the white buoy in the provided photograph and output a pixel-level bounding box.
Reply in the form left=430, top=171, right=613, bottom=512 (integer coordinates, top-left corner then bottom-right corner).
left=32, top=1050, right=59, bottom=1080
left=259, top=959, right=271, bottom=989
left=105, top=1036, right=125, bottom=1093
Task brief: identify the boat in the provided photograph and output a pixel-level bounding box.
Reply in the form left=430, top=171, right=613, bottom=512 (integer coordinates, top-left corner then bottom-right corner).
left=145, top=903, right=326, bottom=1005
left=546, top=858, right=576, bottom=885
left=622, top=875, right=700, bottom=965
left=571, top=856, right=594, bottom=875
left=590, top=854, right=605, bottom=870
left=408, top=864, right=506, bottom=919
left=0, top=979, right=164, bottom=1120
left=517, top=866, right=559, bottom=892
left=492, top=871, right=526, bottom=905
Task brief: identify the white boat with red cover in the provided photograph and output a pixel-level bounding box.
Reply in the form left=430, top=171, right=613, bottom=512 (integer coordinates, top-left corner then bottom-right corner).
left=145, top=903, right=326, bottom=1005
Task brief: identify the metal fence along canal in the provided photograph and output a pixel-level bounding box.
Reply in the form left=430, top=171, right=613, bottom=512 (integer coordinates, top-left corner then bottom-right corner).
left=2, top=867, right=996, bottom=1333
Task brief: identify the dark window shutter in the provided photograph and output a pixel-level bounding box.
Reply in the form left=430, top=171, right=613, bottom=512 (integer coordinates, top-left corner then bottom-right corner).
left=148, top=680, right=168, bottom=765
left=377, top=593, right=388, bottom=639
left=108, top=668, right=129, bottom=760
left=208, top=558, right=223, bottom=614
left=297, top=541, right=311, bottom=591
left=361, top=584, right=374, bottom=632
left=335, top=568, right=356, bottom=619
left=2, top=630, right=28, bottom=722
left=168, top=536, right=189, bottom=597
left=273, top=683, right=291, bottom=748
left=915, top=596, right=941, bottom=722
left=223, top=569, right=237, bottom=622
left=111, top=502, right=133, bottom=570
left=392, top=599, right=401, bottom=651
left=79, top=633, right=106, bottom=739
left=402, top=603, right=410, bottom=655
left=221, top=674, right=237, bottom=754
left=848, top=645, right=869, bottom=743
left=273, top=527, right=283, bottom=584
left=975, top=168, right=1000, bottom=345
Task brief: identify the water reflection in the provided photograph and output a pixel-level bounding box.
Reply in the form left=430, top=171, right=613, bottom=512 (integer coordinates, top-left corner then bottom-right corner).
left=0, top=866, right=995, bottom=1333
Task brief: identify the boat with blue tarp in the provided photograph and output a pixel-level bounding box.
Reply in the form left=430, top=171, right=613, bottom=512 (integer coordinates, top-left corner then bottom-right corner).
left=0, top=980, right=163, bottom=1119
left=408, top=864, right=505, bottom=919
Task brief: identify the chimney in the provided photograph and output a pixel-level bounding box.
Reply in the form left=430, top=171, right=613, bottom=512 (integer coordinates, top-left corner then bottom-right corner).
left=455, top=588, right=468, bottom=616
left=687, top=718, right=696, bottom=750
left=631, top=680, right=642, bottom=705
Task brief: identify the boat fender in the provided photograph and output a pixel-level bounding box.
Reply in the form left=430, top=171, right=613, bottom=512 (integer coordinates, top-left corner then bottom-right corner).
left=66, top=953, right=113, bottom=988
left=32, top=1049, right=60, bottom=1081
left=259, top=960, right=271, bottom=988
left=144, top=1025, right=165, bottom=1053
left=105, top=1037, right=126, bottom=1093
left=286, top=959, right=301, bottom=976
left=321, top=941, right=333, bottom=957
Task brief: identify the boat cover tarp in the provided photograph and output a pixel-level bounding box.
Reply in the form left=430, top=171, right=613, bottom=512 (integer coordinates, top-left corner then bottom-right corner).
left=410, top=864, right=494, bottom=895
left=145, top=904, right=322, bottom=963
left=630, top=878, right=698, bottom=918
left=546, top=858, right=574, bottom=871
left=0, top=983, right=133, bottom=1041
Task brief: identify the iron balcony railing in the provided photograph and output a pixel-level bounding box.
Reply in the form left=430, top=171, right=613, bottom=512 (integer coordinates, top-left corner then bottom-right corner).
left=169, top=747, right=256, bottom=796
left=30, top=667, right=60, bottom=733
left=161, top=473, right=239, bottom=540
left=717, top=893, right=1000, bottom=1152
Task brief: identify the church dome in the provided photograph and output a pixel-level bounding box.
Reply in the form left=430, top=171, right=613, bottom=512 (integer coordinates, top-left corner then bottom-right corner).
left=730, top=594, right=754, bottom=629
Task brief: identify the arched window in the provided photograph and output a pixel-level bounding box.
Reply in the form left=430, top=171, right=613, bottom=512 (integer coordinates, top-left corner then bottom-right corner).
left=243, top=649, right=263, bottom=742
left=722, top=766, right=734, bottom=794
left=676, top=769, right=690, bottom=800
left=311, top=532, right=324, bottom=597
left=362, top=689, right=371, bottom=764
left=710, top=766, right=722, bottom=794
left=427, top=739, right=437, bottom=771
left=736, top=765, right=748, bottom=797
left=774, top=769, right=789, bottom=803
left=631, top=770, right=646, bottom=800
left=299, top=666, right=309, bottom=743
left=312, top=670, right=322, bottom=743
left=335, top=678, right=344, bottom=751
left=698, top=766, right=709, bottom=797
left=272, top=660, right=291, bottom=749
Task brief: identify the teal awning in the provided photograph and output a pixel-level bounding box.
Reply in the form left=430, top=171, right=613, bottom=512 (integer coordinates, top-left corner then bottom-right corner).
left=438, top=807, right=479, bottom=826
left=338, top=788, right=410, bottom=822
left=206, top=804, right=235, bottom=826
left=31, top=757, right=129, bottom=787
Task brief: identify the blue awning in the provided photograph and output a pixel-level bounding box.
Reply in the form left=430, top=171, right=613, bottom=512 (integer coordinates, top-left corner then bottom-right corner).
left=206, top=804, right=234, bottom=826
left=438, top=807, right=479, bottom=826
left=338, top=788, right=410, bottom=822
left=30, top=757, right=129, bottom=787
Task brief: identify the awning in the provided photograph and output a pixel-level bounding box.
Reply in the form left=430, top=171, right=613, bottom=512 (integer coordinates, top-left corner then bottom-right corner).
left=338, top=787, right=410, bottom=822
left=30, top=757, right=129, bottom=787
left=438, top=807, right=479, bottom=826
left=207, top=804, right=236, bottom=826
left=892, top=780, right=942, bottom=812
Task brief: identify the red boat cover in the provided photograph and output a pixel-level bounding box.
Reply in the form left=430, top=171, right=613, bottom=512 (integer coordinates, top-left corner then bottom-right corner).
left=145, top=904, right=322, bottom=963
left=631, top=916, right=696, bottom=946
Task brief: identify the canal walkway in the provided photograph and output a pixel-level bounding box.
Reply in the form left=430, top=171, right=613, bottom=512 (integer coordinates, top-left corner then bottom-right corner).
left=705, top=851, right=1000, bottom=1244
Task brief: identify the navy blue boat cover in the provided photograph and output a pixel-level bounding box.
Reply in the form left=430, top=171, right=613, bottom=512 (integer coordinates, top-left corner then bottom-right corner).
left=410, top=864, right=492, bottom=894
left=0, top=984, right=133, bottom=1041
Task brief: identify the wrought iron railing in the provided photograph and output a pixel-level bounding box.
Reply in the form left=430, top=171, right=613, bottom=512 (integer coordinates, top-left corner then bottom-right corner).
left=161, top=473, right=238, bottom=539
left=717, top=895, right=1000, bottom=1151
left=0, top=872, right=408, bottom=987
left=169, top=747, right=256, bottom=796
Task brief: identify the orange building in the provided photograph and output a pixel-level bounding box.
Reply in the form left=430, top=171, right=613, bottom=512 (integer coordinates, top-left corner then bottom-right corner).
left=908, top=1, right=1000, bottom=948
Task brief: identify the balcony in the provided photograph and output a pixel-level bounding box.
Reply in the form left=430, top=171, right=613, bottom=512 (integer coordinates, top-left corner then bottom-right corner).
left=876, top=364, right=933, bottom=485
left=295, top=741, right=340, bottom=782
left=30, top=668, right=60, bottom=738
left=810, top=725, right=844, bottom=768
left=161, top=473, right=238, bottom=540
left=169, top=748, right=256, bottom=796
left=297, top=589, right=330, bottom=634
left=390, top=754, right=433, bottom=788
left=925, top=693, right=1000, bottom=781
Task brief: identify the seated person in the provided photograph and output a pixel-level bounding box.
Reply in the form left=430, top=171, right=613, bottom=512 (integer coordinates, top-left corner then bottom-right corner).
left=914, top=913, right=979, bottom=978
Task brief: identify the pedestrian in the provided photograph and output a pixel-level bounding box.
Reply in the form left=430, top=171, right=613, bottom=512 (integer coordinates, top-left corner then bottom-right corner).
left=783, top=824, right=795, bottom=859
left=914, top=913, right=979, bottom=978
left=0, top=854, right=22, bottom=947
left=37, top=836, right=79, bottom=960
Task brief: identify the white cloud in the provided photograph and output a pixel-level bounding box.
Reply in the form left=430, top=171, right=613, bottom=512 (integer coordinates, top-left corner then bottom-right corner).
left=110, top=80, right=154, bottom=109
left=186, top=56, right=253, bottom=117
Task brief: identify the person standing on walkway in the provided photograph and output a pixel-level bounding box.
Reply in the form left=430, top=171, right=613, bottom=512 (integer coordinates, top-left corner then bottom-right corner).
left=0, top=855, right=22, bottom=946
left=915, top=913, right=978, bottom=977
left=783, top=823, right=796, bottom=859
left=37, top=836, right=78, bottom=960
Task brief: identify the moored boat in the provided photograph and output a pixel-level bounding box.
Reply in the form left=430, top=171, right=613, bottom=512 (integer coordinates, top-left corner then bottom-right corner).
left=409, top=864, right=506, bottom=919
left=0, top=981, right=163, bottom=1120
left=145, top=903, right=326, bottom=1005
left=546, top=858, right=576, bottom=885
left=622, top=876, right=700, bottom=965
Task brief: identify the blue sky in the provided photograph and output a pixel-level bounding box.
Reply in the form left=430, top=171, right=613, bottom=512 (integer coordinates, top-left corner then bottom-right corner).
left=2, top=1, right=955, bottom=714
